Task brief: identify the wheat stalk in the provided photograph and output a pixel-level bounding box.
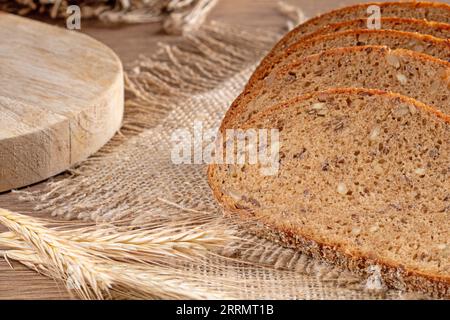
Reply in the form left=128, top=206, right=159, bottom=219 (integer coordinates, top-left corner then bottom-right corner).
left=0, top=215, right=235, bottom=262
left=0, top=208, right=243, bottom=299
left=1, top=245, right=231, bottom=299
left=0, top=209, right=116, bottom=299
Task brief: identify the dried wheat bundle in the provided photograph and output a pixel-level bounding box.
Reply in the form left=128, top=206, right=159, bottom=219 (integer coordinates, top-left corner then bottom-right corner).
left=0, top=0, right=218, bottom=34
left=0, top=208, right=252, bottom=299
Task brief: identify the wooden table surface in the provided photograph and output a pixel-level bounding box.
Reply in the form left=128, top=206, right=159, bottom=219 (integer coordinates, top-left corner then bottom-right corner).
left=0, top=0, right=445, bottom=300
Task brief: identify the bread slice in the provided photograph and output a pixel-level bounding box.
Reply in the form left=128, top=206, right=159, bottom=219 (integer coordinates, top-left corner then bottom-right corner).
left=302, top=18, right=450, bottom=42
left=222, top=46, right=450, bottom=130
left=249, top=29, right=450, bottom=86
left=208, top=88, right=450, bottom=297
left=270, top=1, right=450, bottom=57
left=258, top=1, right=450, bottom=86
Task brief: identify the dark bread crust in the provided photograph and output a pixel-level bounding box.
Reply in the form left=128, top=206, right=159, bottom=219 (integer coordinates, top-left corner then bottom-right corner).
left=302, top=17, right=450, bottom=43
left=246, top=215, right=450, bottom=299
left=260, top=1, right=450, bottom=77
left=207, top=88, right=450, bottom=298
left=220, top=46, right=450, bottom=132
left=248, top=29, right=450, bottom=87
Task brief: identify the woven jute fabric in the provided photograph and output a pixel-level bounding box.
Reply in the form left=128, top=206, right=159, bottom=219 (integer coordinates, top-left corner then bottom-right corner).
left=7, top=17, right=424, bottom=299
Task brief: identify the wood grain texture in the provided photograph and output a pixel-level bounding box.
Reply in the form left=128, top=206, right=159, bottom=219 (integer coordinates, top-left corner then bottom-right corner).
left=1, top=0, right=449, bottom=300
left=0, top=13, right=124, bottom=192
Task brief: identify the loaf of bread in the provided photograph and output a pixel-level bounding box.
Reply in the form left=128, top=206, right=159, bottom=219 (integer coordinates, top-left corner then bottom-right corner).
left=257, top=1, right=450, bottom=88
left=302, top=18, right=450, bottom=41
left=249, top=29, right=450, bottom=87
left=269, top=1, right=450, bottom=58
left=208, top=1, right=450, bottom=298
left=222, top=46, right=450, bottom=129
left=208, top=88, right=450, bottom=297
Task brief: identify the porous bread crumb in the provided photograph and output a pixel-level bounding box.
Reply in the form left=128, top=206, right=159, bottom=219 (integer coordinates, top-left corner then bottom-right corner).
left=249, top=28, right=450, bottom=88
left=224, top=47, right=450, bottom=130
left=209, top=89, right=450, bottom=297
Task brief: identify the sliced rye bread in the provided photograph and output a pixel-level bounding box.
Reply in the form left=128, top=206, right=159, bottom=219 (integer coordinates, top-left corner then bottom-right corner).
left=208, top=88, right=450, bottom=297
left=222, top=46, right=450, bottom=130
left=268, top=1, right=450, bottom=59
left=302, top=18, right=450, bottom=42
left=257, top=1, right=450, bottom=87
left=248, top=29, right=450, bottom=86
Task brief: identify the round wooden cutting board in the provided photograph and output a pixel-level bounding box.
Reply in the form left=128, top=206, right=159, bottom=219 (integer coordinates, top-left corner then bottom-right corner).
left=0, top=13, right=124, bottom=193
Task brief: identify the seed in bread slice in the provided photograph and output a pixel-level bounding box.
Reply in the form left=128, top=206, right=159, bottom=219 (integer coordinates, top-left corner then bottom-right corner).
left=302, top=18, right=450, bottom=42
left=223, top=46, right=450, bottom=130
left=249, top=29, right=450, bottom=87
left=208, top=88, right=450, bottom=297
left=258, top=1, right=450, bottom=86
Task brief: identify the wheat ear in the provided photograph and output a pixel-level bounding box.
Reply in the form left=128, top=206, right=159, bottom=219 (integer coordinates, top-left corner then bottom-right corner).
left=0, top=209, right=116, bottom=299
left=0, top=209, right=241, bottom=299
left=0, top=214, right=236, bottom=263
